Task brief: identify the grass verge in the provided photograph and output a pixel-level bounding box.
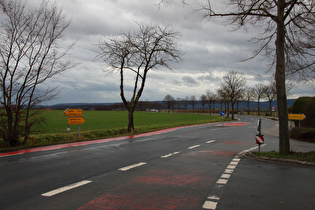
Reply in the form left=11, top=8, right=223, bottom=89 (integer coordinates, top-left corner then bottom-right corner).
left=252, top=151, right=315, bottom=164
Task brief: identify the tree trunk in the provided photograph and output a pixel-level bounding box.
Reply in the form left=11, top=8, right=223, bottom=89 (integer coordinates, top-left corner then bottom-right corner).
left=276, top=0, right=290, bottom=155
left=127, top=109, right=135, bottom=133
left=247, top=99, right=250, bottom=114
left=6, top=107, right=20, bottom=147
left=231, top=100, right=235, bottom=120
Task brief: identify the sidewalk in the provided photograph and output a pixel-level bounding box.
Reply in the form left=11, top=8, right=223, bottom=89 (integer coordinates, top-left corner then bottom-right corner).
left=262, top=122, right=315, bottom=153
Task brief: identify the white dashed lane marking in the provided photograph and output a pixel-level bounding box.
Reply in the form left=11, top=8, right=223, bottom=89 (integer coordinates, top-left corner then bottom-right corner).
left=41, top=180, right=92, bottom=197
left=188, top=145, right=200, bottom=149
left=118, top=162, right=147, bottom=171
left=161, top=152, right=180, bottom=158
left=207, top=140, right=216, bottom=144
left=41, top=139, right=217, bottom=198
left=203, top=201, right=218, bottom=210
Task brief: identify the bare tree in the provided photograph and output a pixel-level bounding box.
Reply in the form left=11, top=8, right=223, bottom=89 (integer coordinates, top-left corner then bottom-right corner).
left=0, top=0, right=73, bottom=147
left=97, top=23, right=181, bottom=132
left=182, top=96, right=190, bottom=110
left=253, top=84, right=266, bottom=116
left=176, top=97, right=182, bottom=109
left=163, top=94, right=175, bottom=113
left=244, top=86, right=255, bottom=114
left=200, top=94, right=207, bottom=112
left=217, top=86, right=230, bottom=116
left=264, top=81, right=277, bottom=116
left=219, top=71, right=246, bottom=119
left=201, top=0, right=315, bottom=154
left=206, top=90, right=217, bottom=114
left=190, top=95, right=197, bottom=112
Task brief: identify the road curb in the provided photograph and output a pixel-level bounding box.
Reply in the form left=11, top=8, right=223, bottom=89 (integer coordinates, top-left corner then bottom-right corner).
left=242, top=152, right=315, bottom=167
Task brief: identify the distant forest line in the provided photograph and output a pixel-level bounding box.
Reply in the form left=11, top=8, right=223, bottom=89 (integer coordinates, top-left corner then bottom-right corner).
left=46, top=99, right=296, bottom=112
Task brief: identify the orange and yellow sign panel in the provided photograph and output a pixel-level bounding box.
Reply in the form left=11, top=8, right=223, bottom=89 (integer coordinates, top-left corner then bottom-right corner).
left=68, top=117, right=85, bottom=125
left=64, top=109, right=83, bottom=117
left=288, top=114, right=306, bottom=120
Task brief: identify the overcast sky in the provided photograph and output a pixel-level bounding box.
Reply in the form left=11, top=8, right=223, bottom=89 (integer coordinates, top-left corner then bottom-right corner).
left=29, top=0, right=313, bottom=105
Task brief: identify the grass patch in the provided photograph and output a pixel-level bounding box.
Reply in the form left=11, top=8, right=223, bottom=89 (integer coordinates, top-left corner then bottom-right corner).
left=0, top=111, right=224, bottom=151
left=253, top=151, right=315, bottom=164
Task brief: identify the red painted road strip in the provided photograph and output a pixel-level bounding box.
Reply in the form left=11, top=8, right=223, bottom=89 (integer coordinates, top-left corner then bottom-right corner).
left=222, top=122, right=249, bottom=126
left=0, top=123, right=221, bottom=158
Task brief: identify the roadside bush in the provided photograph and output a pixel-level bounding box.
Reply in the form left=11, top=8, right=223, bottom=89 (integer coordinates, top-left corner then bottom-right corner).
left=302, top=98, right=315, bottom=127
left=288, top=97, right=311, bottom=113
left=288, top=97, right=315, bottom=127
left=290, top=127, right=315, bottom=142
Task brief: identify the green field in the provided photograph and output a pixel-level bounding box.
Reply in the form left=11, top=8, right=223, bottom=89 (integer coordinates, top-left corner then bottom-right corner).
left=38, top=110, right=221, bottom=133
left=0, top=110, right=223, bottom=150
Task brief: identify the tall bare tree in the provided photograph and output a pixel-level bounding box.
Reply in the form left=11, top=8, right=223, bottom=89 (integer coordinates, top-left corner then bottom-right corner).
left=264, top=81, right=277, bottom=116
left=0, top=0, right=73, bottom=147
left=253, top=84, right=266, bottom=116
left=219, top=71, right=246, bottom=119
left=163, top=94, right=175, bottom=113
left=182, top=96, right=190, bottom=110
left=190, top=95, right=197, bottom=112
left=206, top=90, right=217, bottom=114
left=200, top=94, right=207, bottom=112
left=201, top=0, right=315, bottom=154
left=97, top=23, right=181, bottom=132
left=217, top=86, right=230, bottom=116
left=244, top=86, right=255, bottom=114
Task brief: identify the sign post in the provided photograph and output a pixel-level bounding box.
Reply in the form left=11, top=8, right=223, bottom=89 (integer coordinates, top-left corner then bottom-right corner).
left=64, top=109, right=85, bottom=140
left=256, top=119, right=264, bottom=152
left=220, top=111, right=225, bottom=127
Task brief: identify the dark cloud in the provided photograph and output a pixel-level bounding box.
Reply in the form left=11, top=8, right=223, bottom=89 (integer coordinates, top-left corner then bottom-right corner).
left=182, top=76, right=199, bottom=85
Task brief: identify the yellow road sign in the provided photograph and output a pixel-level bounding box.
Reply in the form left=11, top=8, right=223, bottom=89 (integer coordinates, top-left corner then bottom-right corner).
left=64, top=108, right=82, bottom=117
left=68, top=117, right=85, bottom=125
left=288, top=113, right=306, bottom=120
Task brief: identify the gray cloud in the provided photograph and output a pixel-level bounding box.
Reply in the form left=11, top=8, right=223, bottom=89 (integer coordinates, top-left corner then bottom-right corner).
left=24, top=0, right=313, bottom=105
left=182, top=76, right=199, bottom=85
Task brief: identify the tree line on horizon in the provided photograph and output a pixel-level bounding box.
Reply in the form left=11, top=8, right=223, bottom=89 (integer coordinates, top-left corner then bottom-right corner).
left=163, top=71, right=294, bottom=119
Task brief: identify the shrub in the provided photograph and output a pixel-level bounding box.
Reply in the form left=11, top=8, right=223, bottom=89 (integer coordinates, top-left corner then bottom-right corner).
left=302, top=98, right=315, bottom=127
left=290, top=127, right=315, bottom=142
left=288, top=97, right=315, bottom=127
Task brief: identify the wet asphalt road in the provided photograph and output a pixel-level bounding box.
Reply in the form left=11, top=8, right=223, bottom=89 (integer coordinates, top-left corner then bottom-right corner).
left=0, top=115, right=314, bottom=209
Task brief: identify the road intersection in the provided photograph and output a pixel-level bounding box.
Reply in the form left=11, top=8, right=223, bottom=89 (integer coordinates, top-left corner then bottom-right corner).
left=0, top=115, right=314, bottom=209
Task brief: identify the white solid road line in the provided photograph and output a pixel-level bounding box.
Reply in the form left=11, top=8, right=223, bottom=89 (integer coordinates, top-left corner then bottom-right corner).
left=41, top=180, right=92, bottom=197
left=118, top=162, right=147, bottom=171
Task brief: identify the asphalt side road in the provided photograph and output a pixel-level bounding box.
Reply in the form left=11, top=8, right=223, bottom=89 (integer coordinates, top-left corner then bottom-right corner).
left=217, top=157, right=315, bottom=210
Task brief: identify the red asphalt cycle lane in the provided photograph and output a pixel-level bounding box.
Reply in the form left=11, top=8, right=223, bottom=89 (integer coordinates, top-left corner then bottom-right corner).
left=0, top=127, right=178, bottom=158
left=0, top=122, right=249, bottom=158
